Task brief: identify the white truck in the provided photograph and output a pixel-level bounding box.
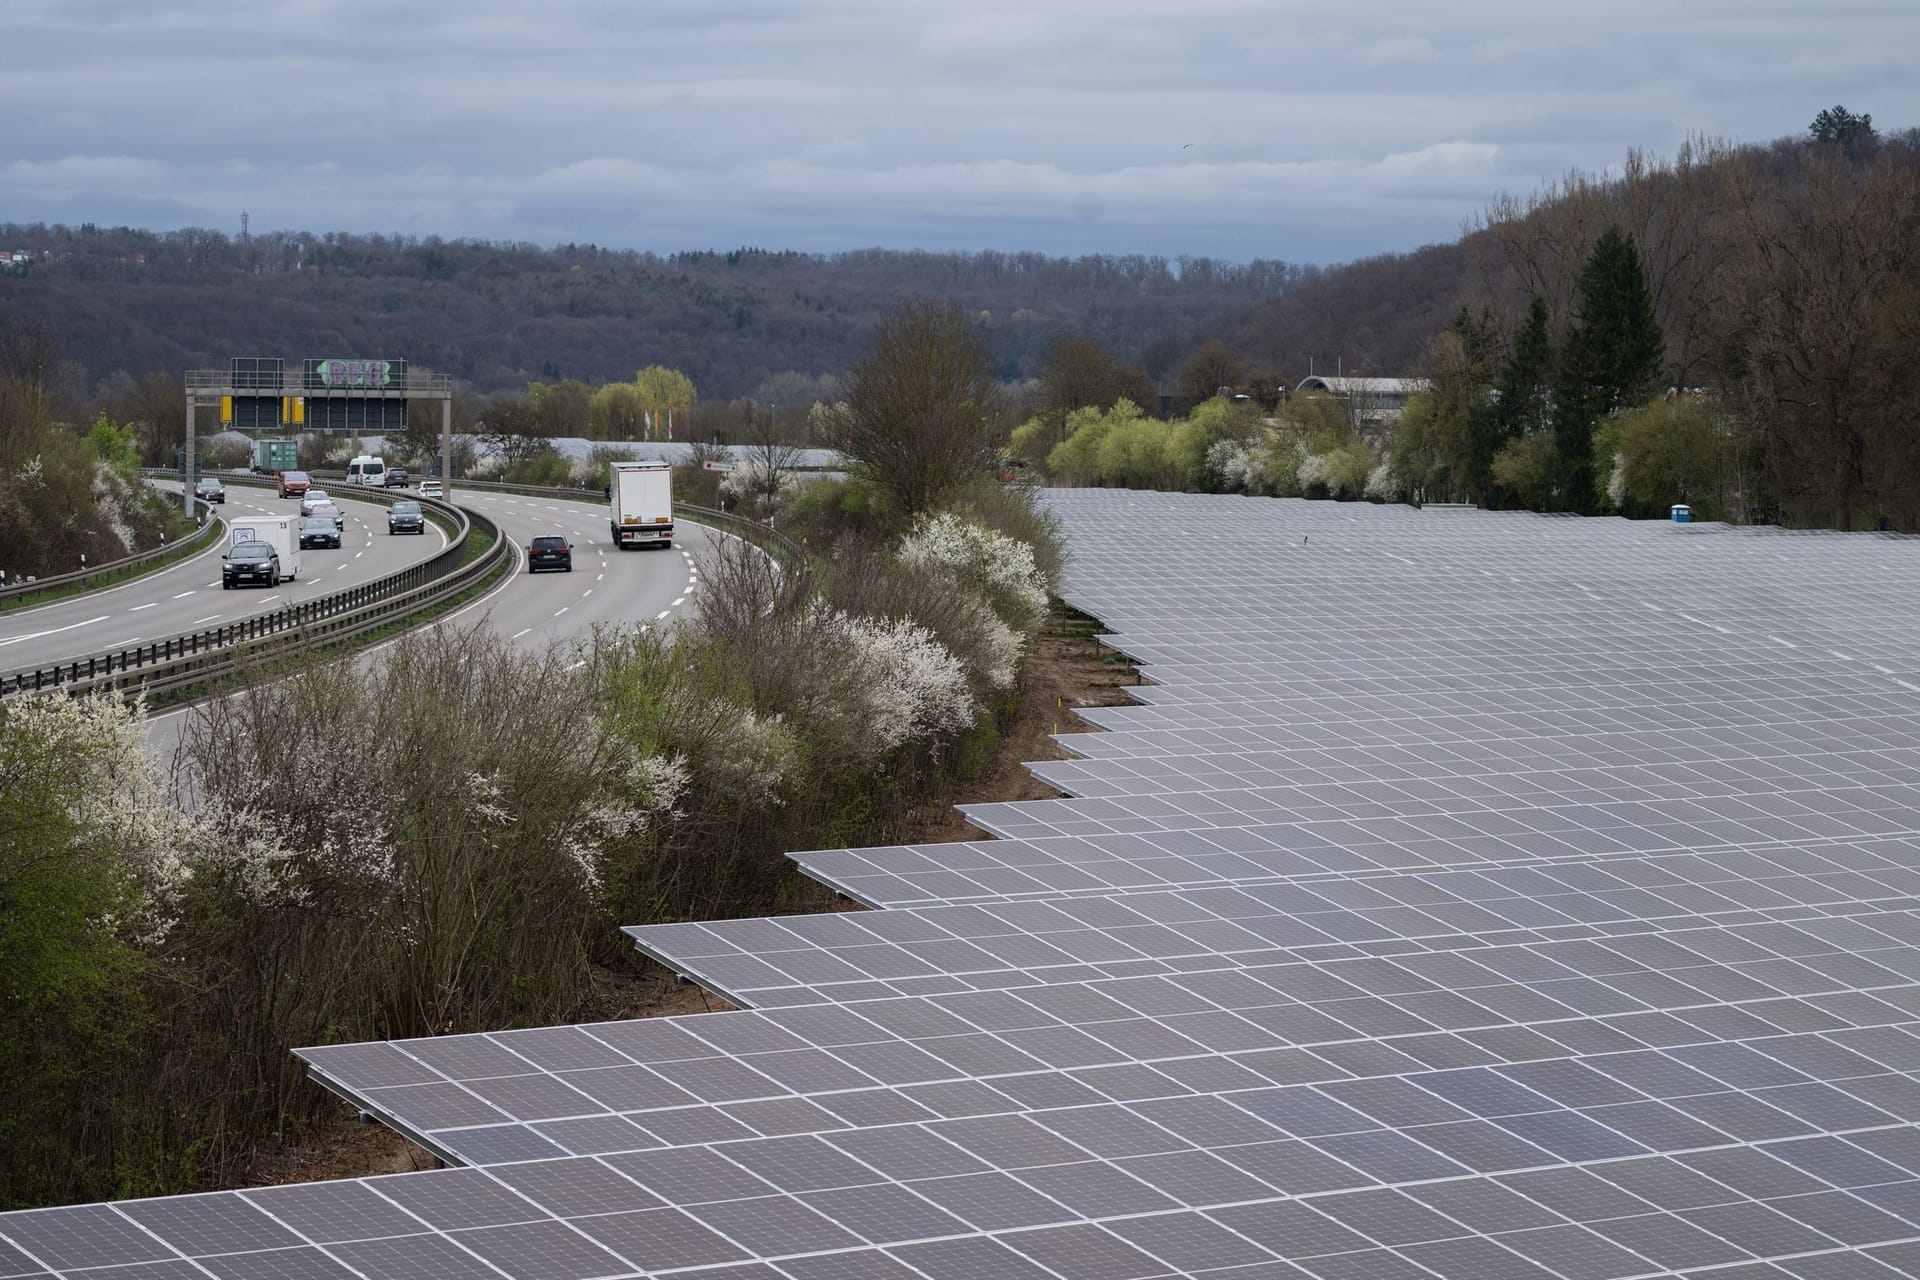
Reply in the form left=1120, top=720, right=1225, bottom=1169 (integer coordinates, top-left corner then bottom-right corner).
left=226, top=516, right=300, bottom=580
left=609, top=460, right=674, bottom=549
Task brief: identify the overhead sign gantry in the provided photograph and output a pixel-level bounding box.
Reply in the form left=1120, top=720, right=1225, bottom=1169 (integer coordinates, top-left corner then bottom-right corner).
left=180, top=357, right=455, bottom=515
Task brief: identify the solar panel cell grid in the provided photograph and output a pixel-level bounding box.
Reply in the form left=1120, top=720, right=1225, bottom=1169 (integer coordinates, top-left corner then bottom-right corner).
left=11, top=492, right=1920, bottom=1277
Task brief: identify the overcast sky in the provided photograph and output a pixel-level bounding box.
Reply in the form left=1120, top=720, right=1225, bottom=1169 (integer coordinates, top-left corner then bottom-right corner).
left=5, top=0, right=1916, bottom=264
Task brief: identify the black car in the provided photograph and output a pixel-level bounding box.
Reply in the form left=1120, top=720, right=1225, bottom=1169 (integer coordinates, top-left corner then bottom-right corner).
left=300, top=514, right=343, bottom=549
left=223, top=541, right=280, bottom=589
left=387, top=500, right=425, bottom=534
left=385, top=467, right=411, bottom=488
left=528, top=534, right=573, bottom=573
left=194, top=477, right=226, bottom=504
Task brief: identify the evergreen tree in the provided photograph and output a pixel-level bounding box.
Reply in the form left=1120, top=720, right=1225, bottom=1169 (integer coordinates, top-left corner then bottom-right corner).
left=1479, top=296, right=1553, bottom=504
left=1551, top=228, right=1663, bottom=511
left=1809, top=105, right=1876, bottom=154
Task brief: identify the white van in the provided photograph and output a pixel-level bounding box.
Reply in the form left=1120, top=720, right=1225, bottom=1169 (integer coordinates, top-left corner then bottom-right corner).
left=344, top=455, right=387, bottom=486
left=226, top=516, right=300, bottom=582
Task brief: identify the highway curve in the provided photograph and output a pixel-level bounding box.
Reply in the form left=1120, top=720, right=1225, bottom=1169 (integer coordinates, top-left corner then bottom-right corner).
left=0, top=482, right=449, bottom=677
left=442, top=487, right=719, bottom=654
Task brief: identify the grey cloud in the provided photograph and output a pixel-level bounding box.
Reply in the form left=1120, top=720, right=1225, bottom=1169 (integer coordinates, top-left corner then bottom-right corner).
left=4, top=0, right=1918, bottom=261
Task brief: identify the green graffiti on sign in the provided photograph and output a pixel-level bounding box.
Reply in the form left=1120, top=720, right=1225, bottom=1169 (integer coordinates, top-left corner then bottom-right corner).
left=314, top=359, right=393, bottom=387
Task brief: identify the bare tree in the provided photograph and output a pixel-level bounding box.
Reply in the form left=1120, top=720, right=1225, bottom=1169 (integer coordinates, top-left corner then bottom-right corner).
left=0, top=320, right=63, bottom=449
left=475, top=396, right=553, bottom=468
left=738, top=411, right=805, bottom=517
left=828, top=297, right=1000, bottom=517
left=1177, top=341, right=1244, bottom=402
left=1717, top=143, right=1920, bottom=529
left=1037, top=334, right=1156, bottom=440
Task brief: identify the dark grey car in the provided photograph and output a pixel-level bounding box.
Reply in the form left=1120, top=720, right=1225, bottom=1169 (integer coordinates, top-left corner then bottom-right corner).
left=300, top=514, right=343, bottom=549
left=387, top=500, right=426, bottom=534
left=222, top=541, right=280, bottom=588
left=194, top=477, right=226, bottom=504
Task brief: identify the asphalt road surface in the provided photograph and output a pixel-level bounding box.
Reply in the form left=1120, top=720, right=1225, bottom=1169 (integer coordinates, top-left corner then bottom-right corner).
left=442, top=487, right=716, bottom=654
left=0, top=482, right=448, bottom=676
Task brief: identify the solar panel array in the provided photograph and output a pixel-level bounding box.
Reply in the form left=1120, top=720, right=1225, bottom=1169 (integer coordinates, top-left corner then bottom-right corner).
left=9, top=492, right=1920, bottom=1279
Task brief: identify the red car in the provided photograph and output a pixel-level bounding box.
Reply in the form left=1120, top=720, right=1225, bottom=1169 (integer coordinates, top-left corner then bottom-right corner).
left=278, top=470, right=312, bottom=498
left=527, top=535, right=573, bottom=573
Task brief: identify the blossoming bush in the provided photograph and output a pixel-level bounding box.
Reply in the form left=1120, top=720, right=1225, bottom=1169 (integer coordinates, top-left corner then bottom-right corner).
left=898, top=512, right=1050, bottom=627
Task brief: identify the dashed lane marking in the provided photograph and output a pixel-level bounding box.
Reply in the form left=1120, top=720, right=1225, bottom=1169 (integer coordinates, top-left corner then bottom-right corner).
left=128, top=602, right=158, bottom=612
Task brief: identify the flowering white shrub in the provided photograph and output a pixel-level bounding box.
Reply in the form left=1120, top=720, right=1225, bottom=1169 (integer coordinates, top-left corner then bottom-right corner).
left=1606, top=451, right=1627, bottom=507
left=713, top=710, right=799, bottom=801
left=1206, top=439, right=1253, bottom=492
left=467, top=455, right=506, bottom=481
left=1365, top=460, right=1400, bottom=502
left=91, top=462, right=137, bottom=554
left=897, top=514, right=1049, bottom=624
left=811, top=606, right=977, bottom=752
left=185, top=803, right=397, bottom=914
left=2, top=691, right=194, bottom=939
left=968, top=601, right=1024, bottom=692
left=1296, top=452, right=1329, bottom=490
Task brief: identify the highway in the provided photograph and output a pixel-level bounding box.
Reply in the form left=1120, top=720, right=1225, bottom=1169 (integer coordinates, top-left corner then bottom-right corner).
left=442, top=487, right=715, bottom=652
left=0, top=482, right=447, bottom=676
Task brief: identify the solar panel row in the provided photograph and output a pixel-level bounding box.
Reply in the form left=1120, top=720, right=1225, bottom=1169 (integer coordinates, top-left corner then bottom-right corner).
left=6, top=492, right=1920, bottom=1279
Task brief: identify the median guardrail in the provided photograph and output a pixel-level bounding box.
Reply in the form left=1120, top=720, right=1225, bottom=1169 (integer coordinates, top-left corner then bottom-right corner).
left=0, top=491, right=221, bottom=609
left=1, top=476, right=510, bottom=703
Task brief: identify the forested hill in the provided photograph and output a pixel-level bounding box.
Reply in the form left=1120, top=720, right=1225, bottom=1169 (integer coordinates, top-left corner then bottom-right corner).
left=0, top=226, right=1311, bottom=397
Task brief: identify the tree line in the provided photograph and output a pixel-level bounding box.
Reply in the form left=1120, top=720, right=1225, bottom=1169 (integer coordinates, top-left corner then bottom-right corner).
left=1016, top=110, right=1920, bottom=531
left=0, top=226, right=1305, bottom=400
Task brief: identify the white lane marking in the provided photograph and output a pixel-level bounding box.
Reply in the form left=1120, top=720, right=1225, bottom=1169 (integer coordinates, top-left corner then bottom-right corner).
left=437, top=533, right=522, bottom=626
left=656, top=610, right=671, bottom=620
left=554, top=606, right=569, bottom=617
left=671, top=597, right=685, bottom=607
left=596, top=572, right=605, bottom=582
left=582, top=588, right=592, bottom=597
left=306, top=578, right=322, bottom=585
left=0, top=613, right=112, bottom=647
left=105, top=636, right=144, bottom=647
left=191, top=614, right=221, bottom=625
left=171, top=590, right=196, bottom=600
left=128, top=602, right=158, bottom=612
left=510, top=627, right=531, bottom=640
left=259, top=595, right=281, bottom=604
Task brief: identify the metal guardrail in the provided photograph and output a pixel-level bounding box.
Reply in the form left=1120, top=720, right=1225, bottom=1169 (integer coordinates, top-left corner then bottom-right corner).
left=0, top=491, right=221, bottom=607
left=1, top=475, right=508, bottom=702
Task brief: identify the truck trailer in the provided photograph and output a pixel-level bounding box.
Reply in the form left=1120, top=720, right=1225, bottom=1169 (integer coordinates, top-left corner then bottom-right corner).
left=609, top=460, right=674, bottom=549
left=254, top=438, right=298, bottom=474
